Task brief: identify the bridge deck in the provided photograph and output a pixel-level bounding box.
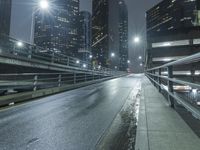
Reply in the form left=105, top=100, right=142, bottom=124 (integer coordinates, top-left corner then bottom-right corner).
left=135, top=78, right=200, bottom=150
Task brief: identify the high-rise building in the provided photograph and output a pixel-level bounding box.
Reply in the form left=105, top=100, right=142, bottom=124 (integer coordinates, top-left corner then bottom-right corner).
left=0, top=0, right=12, bottom=36
left=119, top=0, right=128, bottom=71
left=92, top=0, right=128, bottom=70
left=146, top=0, right=200, bottom=68
left=34, top=0, right=79, bottom=56
left=78, top=11, right=92, bottom=62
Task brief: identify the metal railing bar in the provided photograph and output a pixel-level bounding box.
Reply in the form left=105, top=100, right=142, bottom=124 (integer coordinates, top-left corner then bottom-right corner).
left=146, top=72, right=200, bottom=89
left=146, top=74, right=200, bottom=120
left=147, top=52, right=200, bottom=71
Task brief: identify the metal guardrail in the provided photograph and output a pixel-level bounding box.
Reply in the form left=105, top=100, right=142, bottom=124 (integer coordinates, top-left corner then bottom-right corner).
left=0, top=35, right=126, bottom=96
left=0, top=35, right=121, bottom=75
left=146, top=52, right=200, bottom=120
left=0, top=71, right=125, bottom=96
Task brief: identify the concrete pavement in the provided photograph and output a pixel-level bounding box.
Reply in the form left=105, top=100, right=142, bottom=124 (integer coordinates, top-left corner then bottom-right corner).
left=135, top=77, right=200, bottom=150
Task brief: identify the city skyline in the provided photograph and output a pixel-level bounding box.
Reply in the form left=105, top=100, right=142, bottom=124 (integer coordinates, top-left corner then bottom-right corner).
left=10, top=0, right=161, bottom=73
left=0, top=2, right=200, bottom=149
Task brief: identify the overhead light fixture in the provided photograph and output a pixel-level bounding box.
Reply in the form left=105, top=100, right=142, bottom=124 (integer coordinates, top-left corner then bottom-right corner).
left=163, top=42, right=171, bottom=47
left=163, top=58, right=172, bottom=62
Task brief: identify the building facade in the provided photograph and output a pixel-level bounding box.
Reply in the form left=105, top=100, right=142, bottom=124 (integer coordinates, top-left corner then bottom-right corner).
left=0, top=0, right=12, bottom=36
left=146, top=0, right=200, bottom=68
left=34, top=0, right=79, bottom=57
left=92, top=0, right=128, bottom=70
left=78, top=11, right=92, bottom=62
left=119, top=0, right=128, bottom=71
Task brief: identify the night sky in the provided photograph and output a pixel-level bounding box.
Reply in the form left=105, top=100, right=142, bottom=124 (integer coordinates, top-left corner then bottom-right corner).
left=10, top=0, right=161, bottom=73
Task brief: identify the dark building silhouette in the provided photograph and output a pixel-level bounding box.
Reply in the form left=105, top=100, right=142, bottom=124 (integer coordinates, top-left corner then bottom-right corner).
left=34, top=0, right=79, bottom=56
left=78, top=11, right=92, bottom=62
left=0, top=0, right=12, bottom=36
left=146, top=0, right=200, bottom=68
left=119, top=0, right=128, bottom=71
left=92, top=0, right=128, bottom=70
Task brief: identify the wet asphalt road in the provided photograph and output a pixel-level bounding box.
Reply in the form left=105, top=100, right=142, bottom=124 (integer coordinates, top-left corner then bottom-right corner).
left=0, top=75, right=141, bottom=150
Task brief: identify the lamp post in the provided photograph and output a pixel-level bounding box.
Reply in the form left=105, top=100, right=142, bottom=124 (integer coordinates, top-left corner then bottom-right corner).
left=30, top=0, right=49, bottom=44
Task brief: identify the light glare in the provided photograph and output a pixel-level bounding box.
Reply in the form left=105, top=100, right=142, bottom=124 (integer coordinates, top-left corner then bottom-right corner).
left=134, top=36, right=140, bottom=43
left=39, top=0, right=49, bottom=9
left=111, top=53, right=115, bottom=57
left=16, top=41, right=23, bottom=47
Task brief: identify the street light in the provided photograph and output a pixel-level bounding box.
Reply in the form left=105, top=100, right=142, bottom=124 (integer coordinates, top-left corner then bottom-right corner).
left=89, top=55, right=93, bottom=59
left=83, top=64, right=87, bottom=68
left=111, top=52, right=115, bottom=57
left=76, top=60, right=80, bottom=64
left=127, top=60, right=130, bottom=64
left=139, top=56, right=142, bottom=60
left=16, top=41, right=23, bottom=47
left=39, top=0, right=49, bottom=9
left=140, top=63, right=143, bottom=67
left=133, top=36, right=140, bottom=43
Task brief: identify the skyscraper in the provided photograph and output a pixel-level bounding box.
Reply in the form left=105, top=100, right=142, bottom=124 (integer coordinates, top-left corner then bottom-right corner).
left=119, top=0, right=128, bottom=71
left=147, top=0, right=200, bottom=38
left=34, top=0, right=79, bottom=56
left=92, top=0, right=128, bottom=70
left=78, top=11, right=92, bottom=62
left=0, top=0, right=12, bottom=36
left=146, top=0, right=200, bottom=68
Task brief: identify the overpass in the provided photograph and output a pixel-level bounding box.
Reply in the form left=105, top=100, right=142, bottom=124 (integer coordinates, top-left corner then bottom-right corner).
left=0, top=36, right=200, bottom=149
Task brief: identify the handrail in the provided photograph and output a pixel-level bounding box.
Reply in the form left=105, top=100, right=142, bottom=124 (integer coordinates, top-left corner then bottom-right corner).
left=145, top=52, right=200, bottom=120
left=146, top=72, right=200, bottom=89
left=146, top=74, right=200, bottom=120
left=147, top=52, right=200, bottom=71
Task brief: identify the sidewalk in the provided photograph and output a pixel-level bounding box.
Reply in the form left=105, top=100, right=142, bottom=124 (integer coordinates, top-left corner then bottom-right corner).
left=135, top=77, right=200, bottom=150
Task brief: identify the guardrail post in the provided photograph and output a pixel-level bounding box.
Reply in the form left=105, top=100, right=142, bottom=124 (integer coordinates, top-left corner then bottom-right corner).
left=33, top=75, right=38, bottom=91
left=167, top=66, right=174, bottom=107
left=67, top=57, right=70, bottom=66
left=58, top=74, right=61, bottom=87
left=74, top=73, right=76, bottom=84
left=152, top=70, right=156, bottom=86
left=85, top=73, right=87, bottom=82
left=158, top=68, right=161, bottom=92
left=51, top=52, right=55, bottom=63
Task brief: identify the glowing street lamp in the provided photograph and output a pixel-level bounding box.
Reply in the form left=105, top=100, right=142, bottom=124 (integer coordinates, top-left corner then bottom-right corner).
left=16, top=41, right=23, bottom=47
left=83, top=64, right=87, bottom=68
left=89, top=55, right=93, bottom=59
left=127, top=60, right=130, bottom=64
left=139, top=56, right=142, bottom=60
left=140, top=63, right=143, bottom=67
left=76, top=60, right=80, bottom=64
left=39, top=0, right=49, bottom=9
left=111, top=52, right=115, bottom=57
left=133, top=36, right=140, bottom=43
